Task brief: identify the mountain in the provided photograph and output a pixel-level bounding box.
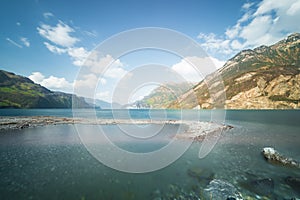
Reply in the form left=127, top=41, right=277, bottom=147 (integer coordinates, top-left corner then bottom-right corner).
left=84, top=98, right=122, bottom=109
left=0, top=70, right=90, bottom=108
left=169, top=33, right=300, bottom=109
left=134, top=82, right=192, bottom=109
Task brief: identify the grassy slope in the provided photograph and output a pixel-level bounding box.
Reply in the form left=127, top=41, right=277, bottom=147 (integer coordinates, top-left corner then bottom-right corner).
left=0, top=70, right=89, bottom=108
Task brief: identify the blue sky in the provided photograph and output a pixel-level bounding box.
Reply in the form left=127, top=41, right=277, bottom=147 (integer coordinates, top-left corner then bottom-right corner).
left=1, top=0, right=300, bottom=103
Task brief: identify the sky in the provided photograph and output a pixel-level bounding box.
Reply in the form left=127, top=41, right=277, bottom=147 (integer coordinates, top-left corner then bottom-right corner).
left=1, top=0, right=300, bottom=103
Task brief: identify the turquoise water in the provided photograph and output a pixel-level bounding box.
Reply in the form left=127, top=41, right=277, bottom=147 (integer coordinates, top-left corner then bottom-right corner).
left=0, top=110, right=299, bottom=199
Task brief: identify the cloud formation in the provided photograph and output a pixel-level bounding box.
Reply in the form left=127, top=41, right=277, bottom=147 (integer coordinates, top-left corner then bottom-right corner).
left=29, top=72, right=73, bottom=93
left=37, top=15, right=129, bottom=84
left=44, top=42, right=66, bottom=54
left=172, top=56, right=225, bottom=82
left=37, top=19, right=128, bottom=100
left=6, top=38, right=22, bottom=48
left=20, top=37, right=30, bottom=47
left=6, top=37, right=30, bottom=48
left=198, top=0, right=300, bottom=59
left=67, top=47, right=90, bottom=66
left=29, top=71, right=108, bottom=99
left=38, top=21, right=91, bottom=66
left=37, top=21, right=79, bottom=47
left=43, top=12, right=54, bottom=19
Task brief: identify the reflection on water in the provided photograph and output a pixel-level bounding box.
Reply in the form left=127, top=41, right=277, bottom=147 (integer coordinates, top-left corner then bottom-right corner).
left=0, top=111, right=299, bottom=199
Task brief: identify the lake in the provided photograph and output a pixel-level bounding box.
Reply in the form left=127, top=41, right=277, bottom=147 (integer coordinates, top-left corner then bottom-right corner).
left=0, top=109, right=299, bottom=199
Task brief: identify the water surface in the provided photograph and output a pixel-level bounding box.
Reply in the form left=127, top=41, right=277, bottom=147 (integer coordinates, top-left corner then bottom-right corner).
left=0, top=110, right=299, bottom=199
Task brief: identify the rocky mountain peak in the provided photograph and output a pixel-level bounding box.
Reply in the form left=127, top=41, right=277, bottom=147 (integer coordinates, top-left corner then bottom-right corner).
left=168, top=33, right=300, bottom=109
left=273, top=33, right=300, bottom=48
left=286, top=33, right=300, bottom=42
left=254, top=45, right=270, bottom=54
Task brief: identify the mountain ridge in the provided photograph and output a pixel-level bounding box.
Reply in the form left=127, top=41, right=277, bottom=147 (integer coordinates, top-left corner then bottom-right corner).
left=133, top=82, right=193, bottom=109
left=0, top=69, right=90, bottom=108
left=168, top=33, right=300, bottom=109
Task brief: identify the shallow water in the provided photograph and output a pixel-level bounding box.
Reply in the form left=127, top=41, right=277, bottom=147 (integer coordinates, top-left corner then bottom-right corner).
left=0, top=110, right=299, bottom=199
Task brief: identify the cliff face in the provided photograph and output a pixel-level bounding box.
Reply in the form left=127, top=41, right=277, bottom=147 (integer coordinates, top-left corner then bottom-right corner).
left=225, top=69, right=300, bottom=109
left=169, top=33, right=300, bottom=109
left=0, top=70, right=90, bottom=108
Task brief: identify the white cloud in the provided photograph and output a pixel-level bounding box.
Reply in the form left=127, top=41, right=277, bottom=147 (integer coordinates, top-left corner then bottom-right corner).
left=231, top=40, right=244, bottom=50
left=67, top=47, right=90, bottom=66
left=197, top=33, right=233, bottom=56
left=37, top=20, right=127, bottom=81
left=43, top=12, right=54, bottom=19
left=41, top=76, right=73, bottom=92
left=6, top=38, right=22, bottom=48
left=254, top=0, right=290, bottom=16
left=240, top=15, right=275, bottom=46
left=210, top=57, right=226, bottom=69
left=40, top=31, right=127, bottom=79
left=105, top=67, right=126, bottom=79
left=242, top=2, right=254, bottom=10
left=29, top=72, right=73, bottom=93
left=29, top=72, right=45, bottom=83
left=171, top=56, right=225, bottom=82
left=287, top=1, right=300, bottom=16
left=20, top=37, right=30, bottom=47
left=105, top=63, right=127, bottom=79
left=43, top=41, right=89, bottom=65
left=238, top=13, right=251, bottom=23
left=225, top=24, right=241, bottom=39
left=74, top=73, right=98, bottom=89
left=198, top=0, right=300, bottom=60
left=240, top=0, right=300, bottom=46
left=84, top=53, right=128, bottom=79
left=83, top=30, right=97, bottom=37
left=29, top=71, right=108, bottom=98
left=44, top=42, right=67, bottom=54
left=38, top=20, right=89, bottom=64
left=87, top=53, right=115, bottom=73
left=16, top=22, right=21, bottom=26
left=74, top=73, right=107, bottom=98
left=37, top=21, right=79, bottom=47
left=172, top=59, right=200, bottom=82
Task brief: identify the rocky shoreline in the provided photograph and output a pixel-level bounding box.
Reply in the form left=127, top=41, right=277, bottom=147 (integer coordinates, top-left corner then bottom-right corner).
left=0, top=116, right=232, bottom=141
left=0, top=116, right=183, bottom=131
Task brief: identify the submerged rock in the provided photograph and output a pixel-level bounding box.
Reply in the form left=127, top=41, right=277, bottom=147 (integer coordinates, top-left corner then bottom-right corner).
left=187, top=167, right=214, bottom=186
left=262, top=147, right=300, bottom=168
left=203, top=179, right=243, bottom=200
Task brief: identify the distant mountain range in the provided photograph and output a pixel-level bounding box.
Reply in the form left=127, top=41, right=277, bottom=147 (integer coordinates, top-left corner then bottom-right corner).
left=0, top=70, right=114, bottom=109
left=84, top=98, right=122, bottom=109
left=133, top=83, right=192, bottom=109
left=142, top=33, right=300, bottom=109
